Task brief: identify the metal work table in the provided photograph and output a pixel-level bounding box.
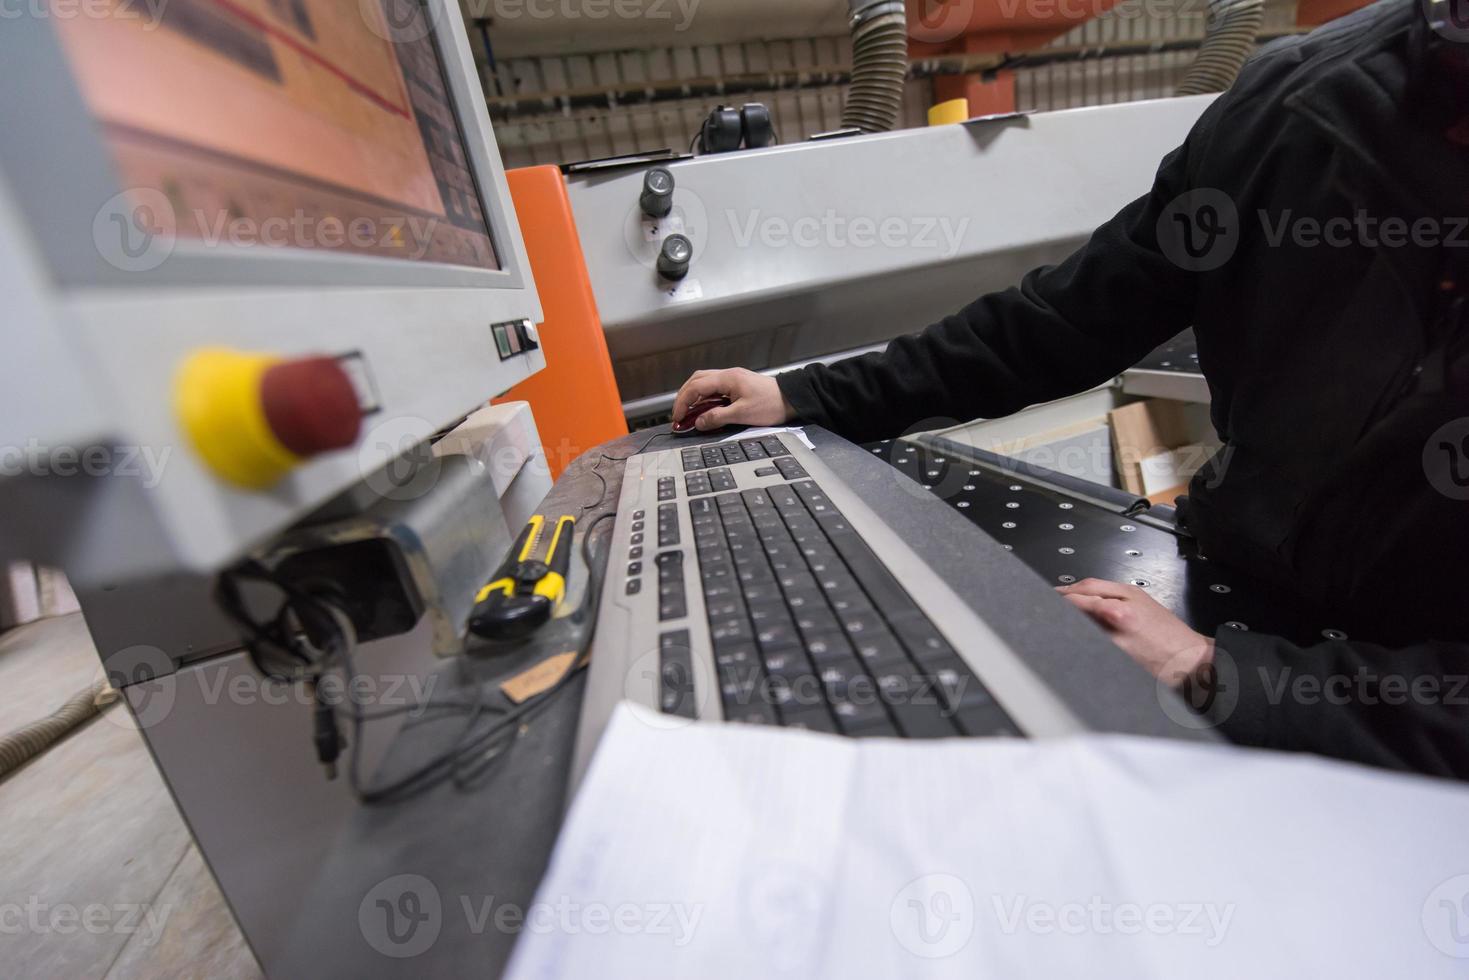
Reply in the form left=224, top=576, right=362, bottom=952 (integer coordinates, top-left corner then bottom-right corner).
left=880, top=434, right=1364, bottom=648
left=268, top=425, right=1216, bottom=977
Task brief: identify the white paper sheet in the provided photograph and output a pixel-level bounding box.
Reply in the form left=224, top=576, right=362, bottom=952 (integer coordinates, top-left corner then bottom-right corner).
left=719, top=426, right=815, bottom=451
left=506, top=705, right=1469, bottom=978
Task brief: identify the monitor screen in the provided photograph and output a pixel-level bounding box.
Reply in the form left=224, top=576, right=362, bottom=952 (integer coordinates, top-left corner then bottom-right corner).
left=50, top=0, right=499, bottom=270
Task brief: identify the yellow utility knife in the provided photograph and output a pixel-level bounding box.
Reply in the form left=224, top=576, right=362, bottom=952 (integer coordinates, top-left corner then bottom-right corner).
left=468, top=515, right=576, bottom=640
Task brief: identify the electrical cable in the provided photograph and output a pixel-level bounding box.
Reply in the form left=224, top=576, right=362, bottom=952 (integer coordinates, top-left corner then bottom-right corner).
left=212, top=427, right=671, bottom=805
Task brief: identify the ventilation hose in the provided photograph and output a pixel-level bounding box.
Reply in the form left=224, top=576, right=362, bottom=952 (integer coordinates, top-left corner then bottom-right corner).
left=0, top=680, right=116, bottom=780
left=1176, top=0, right=1265, bottom=96
left=842, top=0, right=910, bottom=133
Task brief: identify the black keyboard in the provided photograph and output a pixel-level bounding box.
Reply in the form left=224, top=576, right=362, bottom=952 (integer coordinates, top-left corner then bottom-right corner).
left=657, top=443, right=1020, bottom=738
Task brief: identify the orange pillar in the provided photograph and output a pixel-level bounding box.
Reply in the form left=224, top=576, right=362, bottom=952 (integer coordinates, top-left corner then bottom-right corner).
left=934, top=70, right=1016, bottom=118
left=497, top=166, right=628, bottom=478
left=930, top=31, right=1016, bottom=119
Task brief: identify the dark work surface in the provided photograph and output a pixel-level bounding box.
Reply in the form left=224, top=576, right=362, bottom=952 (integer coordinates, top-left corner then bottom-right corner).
left=274, top=424, right=1217, bottom=979
left=869, top=435, right=1362, bottom=648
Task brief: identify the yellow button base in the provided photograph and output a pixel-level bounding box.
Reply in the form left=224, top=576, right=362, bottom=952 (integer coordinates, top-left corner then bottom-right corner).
left=174, top=348, right=299, bottom=489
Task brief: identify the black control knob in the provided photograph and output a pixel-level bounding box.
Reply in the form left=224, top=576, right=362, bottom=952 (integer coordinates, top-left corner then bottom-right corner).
left=640, top=167, right=675, bottom=219
left=657, top=234, right=693, bottom=281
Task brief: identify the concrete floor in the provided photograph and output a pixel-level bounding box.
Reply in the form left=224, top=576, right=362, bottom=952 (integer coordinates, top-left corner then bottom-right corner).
left=0, top=614, right=261, bottom=979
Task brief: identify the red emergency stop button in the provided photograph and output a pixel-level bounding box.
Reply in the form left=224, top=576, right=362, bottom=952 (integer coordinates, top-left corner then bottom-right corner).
left=175, top=349, right=365, bottom=489
left=260, top=357, right=362, bottom=457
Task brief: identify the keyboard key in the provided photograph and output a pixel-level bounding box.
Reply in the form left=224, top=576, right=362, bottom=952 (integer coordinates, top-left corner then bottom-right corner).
left=795, top=606, right=839, bottom=637
left=710, top=618, right=752, bottom=645
left=715, top=643, right=759, bottom=671
left=803, top=631, right=855, bottom=666
left=756, top=620, right=800, bottom=652
left=724, top=701, right=780, bottom=726
left=625, top=579, right=641, bottom=596
left=780, top=704, right=837, bottom=733
left=774, top=457, right=808, bottom=481
left=842, top=716, right=900, bottom=738
left=705, top=596, right=745, bottom=619
left=818, top=658, right=872, bottom=703
left=888, top=701, right=958, bottom=739
left=823, top=532, right=922, bottom=619
left=953, top=703, right=1022, bottom=738
left=892, top=619, right=957, bottom=663
left=783, top=587, right=823, bottom=611
left=739, top=581, right=781, bottom=604
left=829, top=696, right=890, bottom=734
left=851, top=631, right=910, bottom=671
left=761, top=648, right=807, bottom=676
left=658, top=631, right=697, bottom=718
left=839, top=612, right=887, bottom=638
left=778, top=570, right=817, bottom=593
left=828, top=593, right=872, bottom=617
left=747, top=601, right=789, bottom=626
left=767, top=484, right=802, bottom=512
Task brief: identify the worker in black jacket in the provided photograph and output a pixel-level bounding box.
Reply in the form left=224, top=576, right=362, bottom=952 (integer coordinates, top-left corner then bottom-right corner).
left=672, top=0, right=1469, bottom=778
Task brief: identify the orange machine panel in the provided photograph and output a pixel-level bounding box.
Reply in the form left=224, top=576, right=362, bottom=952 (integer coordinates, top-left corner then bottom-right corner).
left=498, top=166, right=627, bottom=478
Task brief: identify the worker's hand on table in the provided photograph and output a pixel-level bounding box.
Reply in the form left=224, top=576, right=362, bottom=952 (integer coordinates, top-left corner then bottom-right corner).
left=1056, top=578, right=1214, bottom=687
left=672, top=368, right=794, bottom=432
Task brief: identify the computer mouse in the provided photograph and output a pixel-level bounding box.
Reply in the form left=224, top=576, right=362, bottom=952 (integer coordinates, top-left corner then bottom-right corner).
left=672, top=396, right=731, bottom=434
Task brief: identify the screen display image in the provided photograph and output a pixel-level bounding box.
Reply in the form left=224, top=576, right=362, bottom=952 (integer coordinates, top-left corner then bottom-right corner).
left=51, top=0, right=499, bottom=270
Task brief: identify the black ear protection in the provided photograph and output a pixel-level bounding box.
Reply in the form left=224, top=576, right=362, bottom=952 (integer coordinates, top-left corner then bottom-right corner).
left=740, top=103, right=776, bottom=149
left=696, top=103, right=779, bottom=154
left=698, top=105, right=744, bottom=154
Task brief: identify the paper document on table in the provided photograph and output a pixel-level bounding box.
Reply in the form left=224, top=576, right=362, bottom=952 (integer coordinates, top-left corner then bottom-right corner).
left=507, top=704, right=1469, bottom=979
left=720, top=426, right=815, bottom=450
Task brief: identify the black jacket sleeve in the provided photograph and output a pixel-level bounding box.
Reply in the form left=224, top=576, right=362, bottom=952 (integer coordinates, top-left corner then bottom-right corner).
left=1202, top=629, right=1469, bottom=779
left=777, top=110, right=1219, bottom=444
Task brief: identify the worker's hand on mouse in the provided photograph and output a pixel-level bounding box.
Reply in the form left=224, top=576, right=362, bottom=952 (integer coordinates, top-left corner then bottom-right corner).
left=672, top=368, right=794, bottom=432
left=1056, top=579, right=1214, bottom=686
